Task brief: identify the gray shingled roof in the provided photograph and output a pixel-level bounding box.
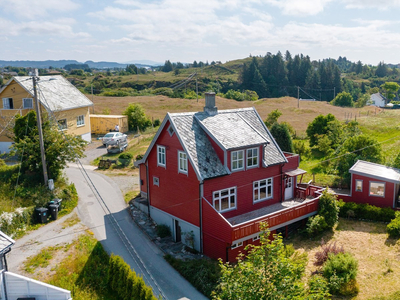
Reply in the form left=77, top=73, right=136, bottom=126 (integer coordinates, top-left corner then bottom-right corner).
left=170, top=112, right=229, bottom=179
left=0, top=230, right=15, bottom=254
left=13, top=75, right=93, bottom=112
left=350, top=160, right=400, bottom=183
left=168, top=107, right=286, bottom=180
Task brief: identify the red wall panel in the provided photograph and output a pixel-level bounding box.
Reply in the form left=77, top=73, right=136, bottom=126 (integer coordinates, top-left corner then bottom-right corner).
left=282, top=154, right=299, bottom=172
left=139, top=164, right=147, bottom=194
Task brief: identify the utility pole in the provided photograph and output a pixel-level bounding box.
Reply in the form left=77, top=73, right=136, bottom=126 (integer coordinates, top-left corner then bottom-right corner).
left=196, top=73, right=198, bottom=103
left=33, top=75, right=49, bottom=187
left=297, top=86, right=300, bottom=108
left=91, top=84, right=94, bottom=114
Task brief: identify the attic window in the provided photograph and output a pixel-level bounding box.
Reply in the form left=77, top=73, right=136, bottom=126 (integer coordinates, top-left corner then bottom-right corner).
left=168, top=125, right=174, bottom=136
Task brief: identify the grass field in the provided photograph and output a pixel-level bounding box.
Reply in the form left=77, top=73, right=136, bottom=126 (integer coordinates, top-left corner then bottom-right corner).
left=289, top=218, right=400, bottom=300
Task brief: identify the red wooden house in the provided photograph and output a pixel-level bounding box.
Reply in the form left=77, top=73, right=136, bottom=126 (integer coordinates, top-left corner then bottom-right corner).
left=135, top=92, right=323, bottom=262
left=338, top=160, right=400, bottom=208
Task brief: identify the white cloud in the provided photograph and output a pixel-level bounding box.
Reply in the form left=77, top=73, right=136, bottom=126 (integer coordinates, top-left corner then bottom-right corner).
left=86, top=23, right=111, bottom=32
left=0, top=0, right=79, bottom=19
left=343, top=0, right=400, bottom=10
left=263, top=0, right=332, bottom=16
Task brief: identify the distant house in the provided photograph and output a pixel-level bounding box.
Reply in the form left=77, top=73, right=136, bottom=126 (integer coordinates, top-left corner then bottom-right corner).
left=369, top=93, right=387, bottom=107
left=0, top=75, right=93, bottom=153
left=135, top=92, right=323, bottom=262
left=338, top=160, right=400, bottom=208
left=0, top=230, right=72, bottom=300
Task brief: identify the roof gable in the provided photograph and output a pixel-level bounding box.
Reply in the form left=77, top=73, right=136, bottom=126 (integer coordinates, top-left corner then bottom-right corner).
left=11, top=75, right=93, bottom=112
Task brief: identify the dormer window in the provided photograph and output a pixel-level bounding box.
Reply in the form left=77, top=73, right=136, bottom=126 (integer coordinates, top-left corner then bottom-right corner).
left=231, top=150, right=244, bottom=171
left=247, top=148, right=258, bottom=168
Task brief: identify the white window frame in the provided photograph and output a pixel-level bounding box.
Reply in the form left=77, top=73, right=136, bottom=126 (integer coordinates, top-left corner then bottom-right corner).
left=157, top=145, right=166, bottom=167
left=168, top=125, right=174, bottom=136
left=355, top=179, right=363, bottom=192
left=58, top=119, right=67, bottom=130
left=253, top=235, right=260, bottom=241
left=246, top=147, right=259, bottom=168
left=2, top=98, right=12, bottom=109
left=231, top=241, right=243, bottom=249
left=253, top=177, right=273, bottom=203
left=213, top=187, right=237, bottom=212
left=77, top=115, right=85, bottom=126
left=231, top=150, right=244, bottom=171
left=23, top=98, right=33, bottom=109
left=369, top=181, right=385, bottom=197
left=178, top=151, right=188, bottom=174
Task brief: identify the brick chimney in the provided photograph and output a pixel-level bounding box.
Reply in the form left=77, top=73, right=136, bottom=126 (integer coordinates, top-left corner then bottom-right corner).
left=203, top=92, right=218, bottom=115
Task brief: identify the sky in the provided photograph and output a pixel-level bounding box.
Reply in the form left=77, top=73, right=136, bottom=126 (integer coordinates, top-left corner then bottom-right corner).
left=0, top=0, right=400, bottom=66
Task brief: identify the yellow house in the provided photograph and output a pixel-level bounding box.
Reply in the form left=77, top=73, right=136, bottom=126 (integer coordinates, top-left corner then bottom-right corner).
left=0, top=75, right=93, bottom=153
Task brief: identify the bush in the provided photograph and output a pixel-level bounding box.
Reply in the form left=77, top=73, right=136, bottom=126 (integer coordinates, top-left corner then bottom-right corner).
left=135, top=154, right=144, bottom=161
left=337, top=200, right=395, bottom=222
left=0, top=207, right=35, bottom=236
left=293, top=140, right=311, bottom=159
left=306, top=215, right=327, bottom=236
left=153, top=119, right=161, bottom=127
left=119, top=153, right=133, bottom=167
left=314, top=242, right=345, bottom=266
left=323, top=252, right=358, bottom=295
left=156, top=224, right=171, bottom=238
left=307, top=274, right=331, bottom=298
left=318, top=190, right=339, bottom=229
left=387, top=211, right=400, bottom=237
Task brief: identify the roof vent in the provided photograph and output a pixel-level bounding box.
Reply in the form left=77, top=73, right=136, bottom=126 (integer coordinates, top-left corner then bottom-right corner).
left=204, top=92, right=218, bottom=116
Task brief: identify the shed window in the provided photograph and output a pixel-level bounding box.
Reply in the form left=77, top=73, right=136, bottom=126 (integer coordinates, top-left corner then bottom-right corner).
left=355, top=180, right=363, bottom=192
left=23, top=98, right=33, bottom=109
left=369, top=181, right=385, bottom=197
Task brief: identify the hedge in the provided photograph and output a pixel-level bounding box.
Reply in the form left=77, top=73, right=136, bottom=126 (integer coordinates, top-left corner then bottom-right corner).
left=108, top=254, right=157, bottom=300
left=337, top=200, right=395, bottom=222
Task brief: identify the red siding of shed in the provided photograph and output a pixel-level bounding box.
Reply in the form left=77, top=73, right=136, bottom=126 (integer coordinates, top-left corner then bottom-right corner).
left=203, top=164, right=283, bottom=219
left=350, top=174, right=395, bottom=208
left=147, top=120, right=200, bottom=226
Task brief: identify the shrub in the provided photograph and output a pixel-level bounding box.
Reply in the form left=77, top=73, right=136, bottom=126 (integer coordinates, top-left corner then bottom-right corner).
left=307, top=274, right=331, bottom=298
left=337, top=200, right=395, bottom=222
left=314, top=241, right=345, bottom=266
left=306, top=215, right=327, bottom=236
left=293, top=140, right=311, bottom=159
left=318, top=190, right=339, bottom=229
left=119, top=153, right=133, bottom=167
left=0, top=207, right=35, bottom=236
left=323, top=252, right=358, bottom=295
left=156, top=224, right=171, bottom=238
left=153, top=119, right=161, bottom=127
left=387, top=211, right=400, bottom=237
left=136, top=154, right=144, bottom=161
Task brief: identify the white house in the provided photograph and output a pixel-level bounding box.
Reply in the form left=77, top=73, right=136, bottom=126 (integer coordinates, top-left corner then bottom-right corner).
left=369, top=93, right=387, bottom=107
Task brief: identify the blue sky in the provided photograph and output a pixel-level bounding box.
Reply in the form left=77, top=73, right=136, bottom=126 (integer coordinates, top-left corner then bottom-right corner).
left=1, top=0, right=400, bottom=65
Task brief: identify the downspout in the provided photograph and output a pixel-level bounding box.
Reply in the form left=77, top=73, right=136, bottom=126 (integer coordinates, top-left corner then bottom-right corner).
left=145, top=162, right=150, bottom=217
left=199, top=181, right=204, bottom=253
left=2, top=269, right=8, bottom=300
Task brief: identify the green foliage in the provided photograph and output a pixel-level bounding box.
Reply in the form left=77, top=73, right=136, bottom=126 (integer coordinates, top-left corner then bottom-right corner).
left=306, top=215, right=327, bottom=236
left=118, top=153, right=133, bottom=167
left=0, top=207, right=35, bottom=236
left=153, top=119, right=161, bottom=127
left=213, top=223, right=308, bottom=300
left=322, top=252, right=358, bottom=295
left=264, top=109, right=282, bottom=127
left=307, top=275, right=331, bottom=299
left=314, top=242, right=345, bottom=267
left=337, top=200, right=395, bottom=222
left=165, top=255, right=220, bottom=298
left=108, top=254, right=157, bottom=300
left=156, top=224, right=171, bottom=238
left=391, top=151, right=400, bottom=169
left=380, top=82, right=400, bottom=101
left=270, top=122, right=293, bottom=152
left=387, top=211, right=400, bottom=237
left=224, top=89, right=258, bottom=101
left=333, top=135, right=383, bottom=185
left=293, top=140, right=311, bottom=159
left=184, top=90, right=197, bottom=99
left=306, top=114, right=337, bottom=147
left=318, top=190, right=339, bottom=229
left=162, top=60, right=173, bottom=72
left=331, top=91, right=354, bottom=107
left=13, top=111, right=87, bottom=182
left=58, top=183, right=79, bottom=216
left=123, top=103, right=152, bottom=132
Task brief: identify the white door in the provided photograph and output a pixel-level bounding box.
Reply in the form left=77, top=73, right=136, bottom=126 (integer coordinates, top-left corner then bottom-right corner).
left=284, top=177, right=293, bottom=200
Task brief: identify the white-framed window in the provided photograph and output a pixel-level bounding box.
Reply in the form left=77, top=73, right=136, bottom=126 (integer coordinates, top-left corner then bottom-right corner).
left=355, top=179, right=363, bottom=192
left=231, top=150, right=244, bottom=171
left=2, top=98, right=13, bottom=109
left=254, top=178, right=273, bottom=202
left=213, top=187, right=236, bottom=212
left=178, top=151, right=188, bottom=174
left=247, top=148, right=258, bottom=168
left=77, top=115, right=85, bottom=126
left=168, top=125, right=174, bottom=136
left=369, top=181, right=385, bottom=197
left=23, top=98, right=33, bottom=109
left=58, top=119, right=67, bottom=130
left=253, top=235, right=260, bottom=241
left=153, top=177, right=159, bottom=186
left=231, top=241, right=243, bottom=249
left=157, top=145, right=166, bottom=167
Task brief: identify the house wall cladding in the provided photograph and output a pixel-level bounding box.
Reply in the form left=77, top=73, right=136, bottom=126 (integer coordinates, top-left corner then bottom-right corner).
left=139, top=164, right=147, bottom=195
left=203, top=164, right=283, bottom=220
left=282, top=154, right=299, bottom=172
left=148, top=120, right=200, bottom=226
left=350, top=174, right=396, bottom=208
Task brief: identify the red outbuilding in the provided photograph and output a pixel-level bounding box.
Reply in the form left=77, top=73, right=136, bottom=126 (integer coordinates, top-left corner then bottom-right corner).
left=338, top=160, right=400, bottom=208
left=135, top=92, right=323, bottom=262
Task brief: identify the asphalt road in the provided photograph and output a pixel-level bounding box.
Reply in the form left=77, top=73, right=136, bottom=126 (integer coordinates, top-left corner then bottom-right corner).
left=66, top=163, right=208, bottom=300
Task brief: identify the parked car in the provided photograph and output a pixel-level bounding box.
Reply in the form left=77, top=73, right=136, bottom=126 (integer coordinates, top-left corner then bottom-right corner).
left=102, top=132, right=127, bottom=147
left=107, top=140, right=128, bottom=154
